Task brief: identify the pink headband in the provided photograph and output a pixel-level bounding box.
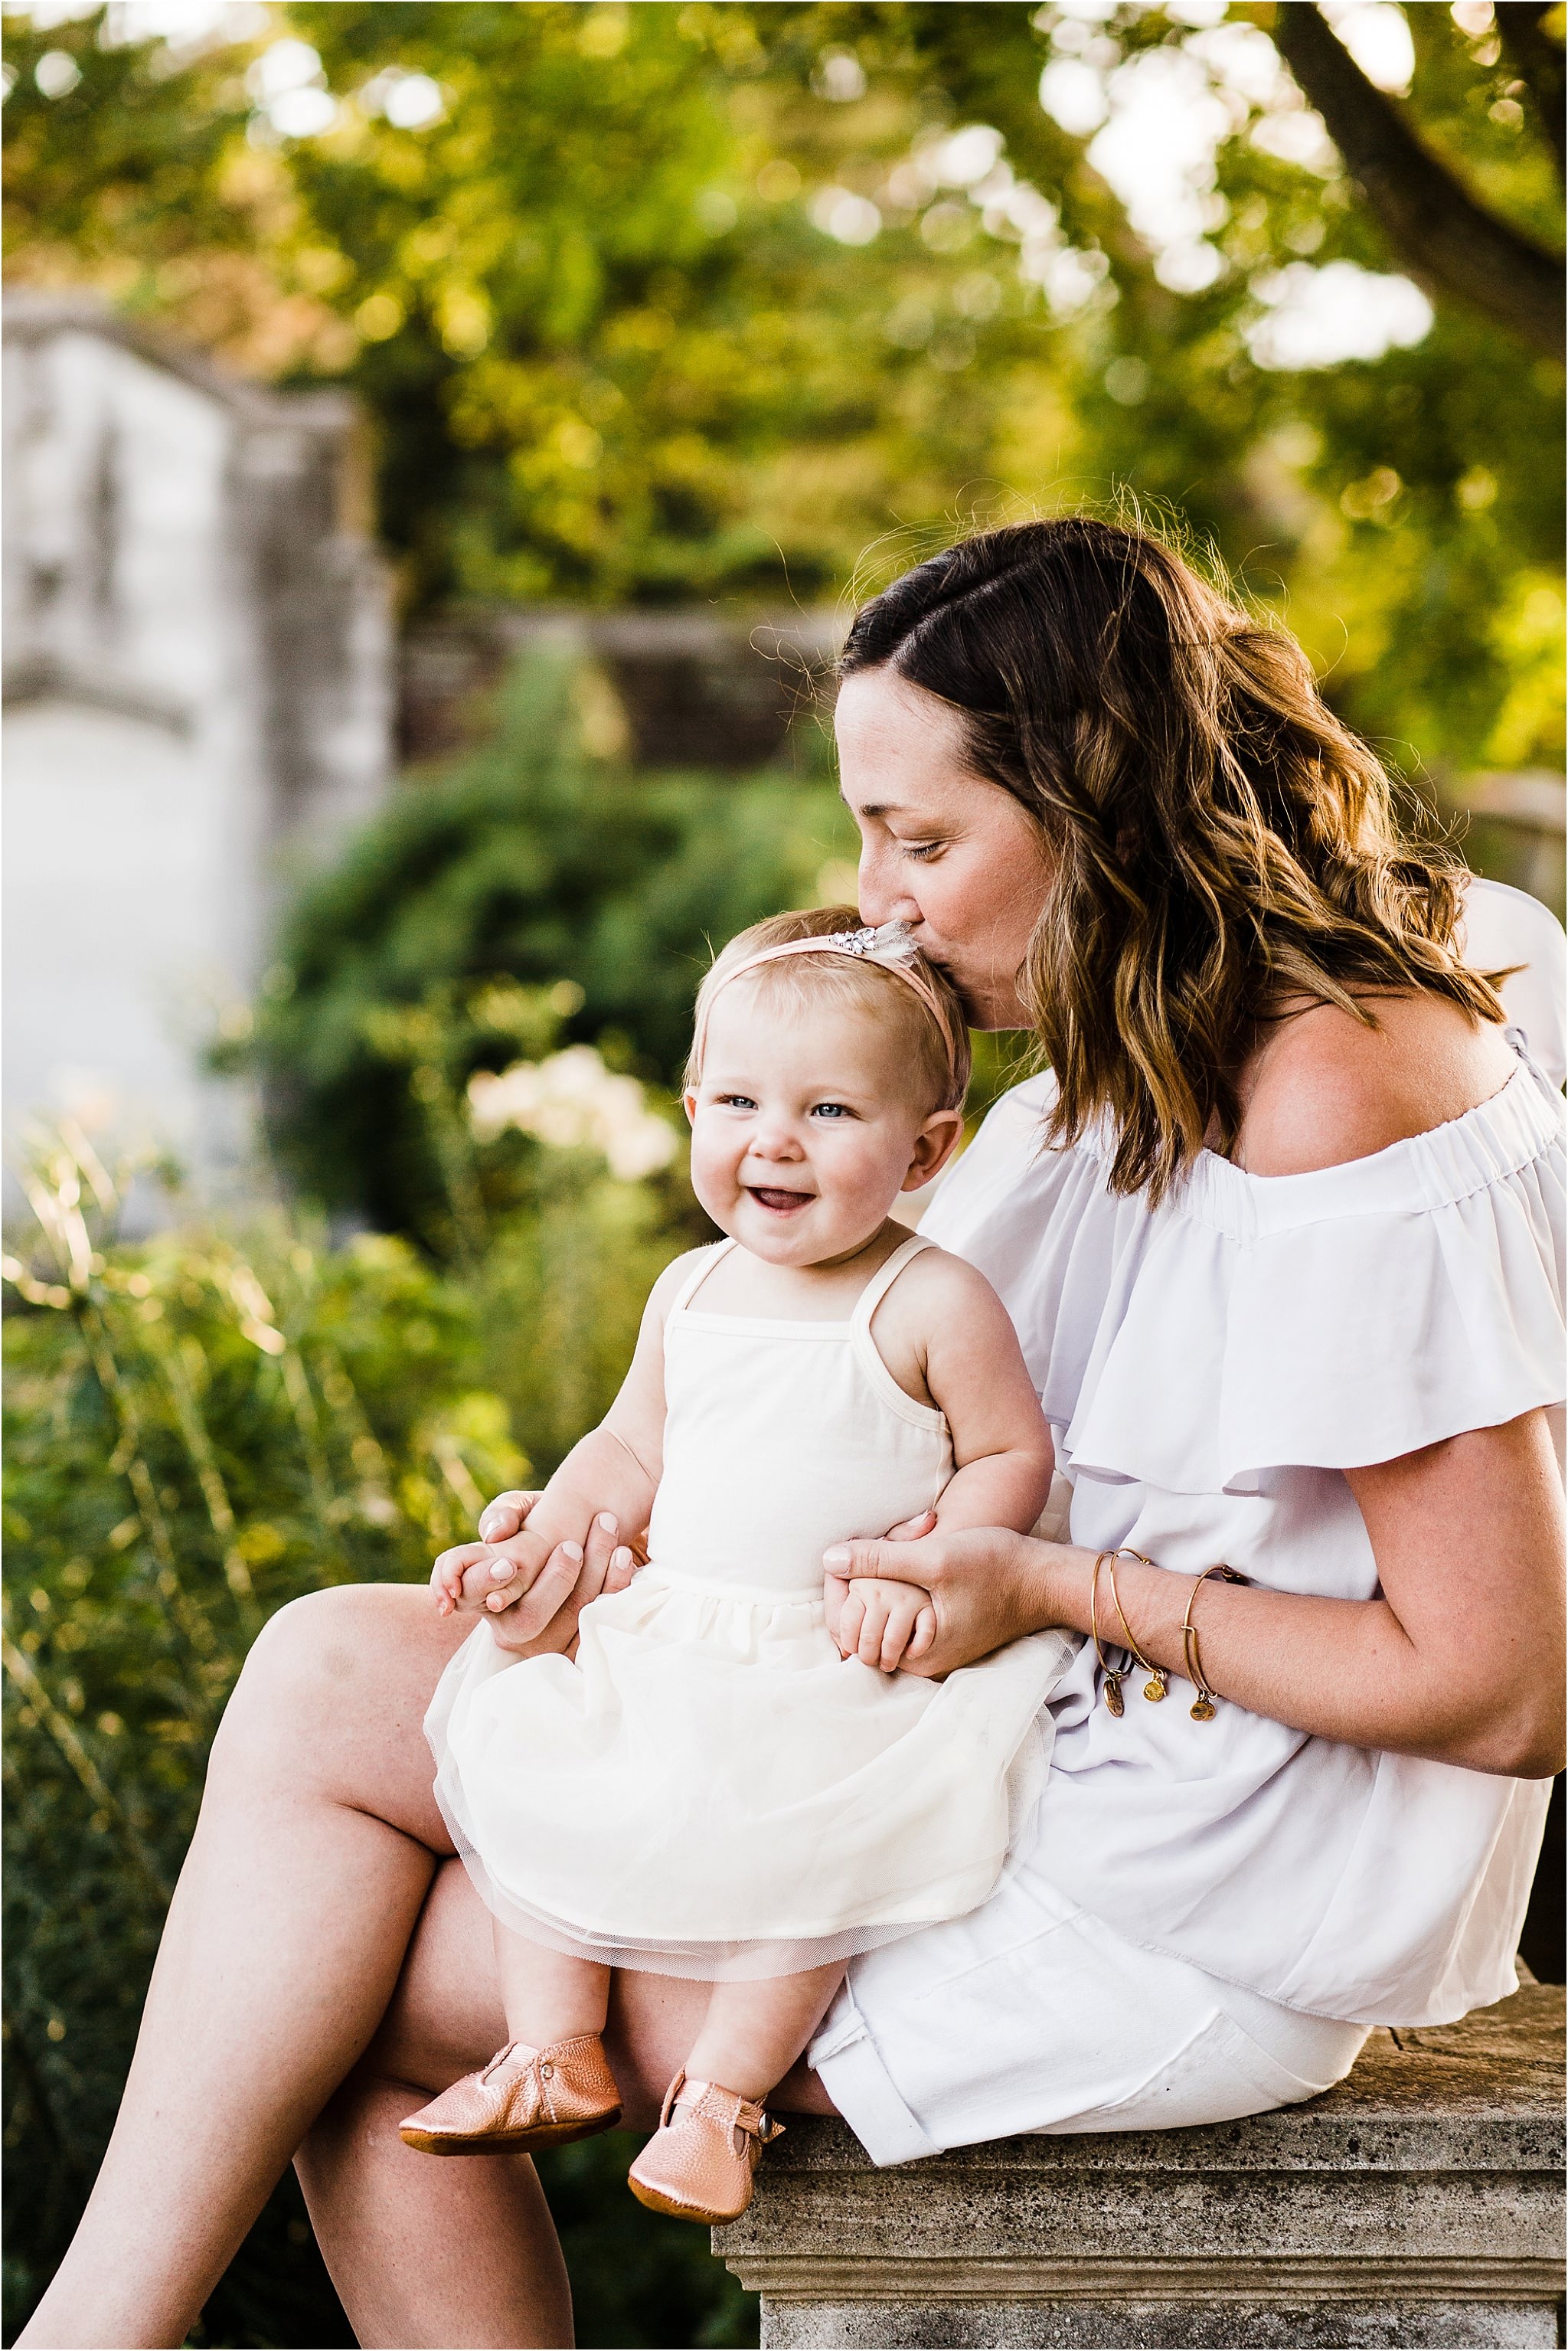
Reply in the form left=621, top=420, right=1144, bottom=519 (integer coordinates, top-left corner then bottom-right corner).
left=691, top=922, right=956, bottom=1077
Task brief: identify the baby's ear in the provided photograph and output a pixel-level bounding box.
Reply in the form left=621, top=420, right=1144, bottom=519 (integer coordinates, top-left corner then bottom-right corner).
left=903, top=1107, right=964, bottom=1190
left=681, top=1087, right=699, bottom=1127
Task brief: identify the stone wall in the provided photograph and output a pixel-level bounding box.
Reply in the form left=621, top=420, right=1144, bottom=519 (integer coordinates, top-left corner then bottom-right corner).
left=399, top=604, right=843, bottom=773
left=2, top=293, right=391, bottom=1186
left=719, top=1982, right=1566, bottom=2350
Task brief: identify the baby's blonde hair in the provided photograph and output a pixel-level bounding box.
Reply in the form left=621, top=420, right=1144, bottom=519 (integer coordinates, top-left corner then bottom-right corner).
left=685, top=906, right=972, bottom=1115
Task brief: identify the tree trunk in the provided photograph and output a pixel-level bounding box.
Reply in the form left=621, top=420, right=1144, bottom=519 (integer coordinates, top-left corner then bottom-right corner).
left=1272, top=3, right=1564, bottom=362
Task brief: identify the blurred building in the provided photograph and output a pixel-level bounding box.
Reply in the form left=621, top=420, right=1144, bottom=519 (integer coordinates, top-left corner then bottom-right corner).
left=2, top=292, right=391, bottom=1190
left=400, top=605, right=844, bottom=773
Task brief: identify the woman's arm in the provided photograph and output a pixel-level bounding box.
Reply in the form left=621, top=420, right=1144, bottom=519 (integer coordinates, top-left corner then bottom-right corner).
left=827, top=1407, right=1566, bottom=1777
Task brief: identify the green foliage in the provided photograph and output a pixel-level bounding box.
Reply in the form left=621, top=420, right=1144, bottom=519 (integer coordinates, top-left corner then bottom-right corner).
left=2, top=1124, right=750, bottom=2346
left=251, top=646, right=856, bottom=1238
left=9, top=2, right=1560, bottom=772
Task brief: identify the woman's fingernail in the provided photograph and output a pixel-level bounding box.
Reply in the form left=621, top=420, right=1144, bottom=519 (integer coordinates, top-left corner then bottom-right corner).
left=486, top=1594, right=505, bottom=1610
left=490, top=1559, right=511, bottom=1580
left=611, top=1547, right=632, bottom=1571
left=597, top=1513, right=617, bottom=1534
left=824, top=1546, right=849, bottom=1570
left=562, top=1542, right=583, bottom=1564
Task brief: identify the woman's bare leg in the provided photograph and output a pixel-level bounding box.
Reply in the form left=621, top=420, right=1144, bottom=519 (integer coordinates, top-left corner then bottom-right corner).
left=302, top=1859, right=841, bottom=2343
left=300, top=2072, right=573, bottom=2351
left=299, top=1860, right=576, bottom=2347
left=23, top=1570, right=837, bottom=2350
left=17, top=1585, right=501, bottom=2351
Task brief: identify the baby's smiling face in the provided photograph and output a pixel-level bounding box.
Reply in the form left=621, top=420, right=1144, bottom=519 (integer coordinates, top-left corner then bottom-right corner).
left=684, top=987, right=962, bottom=1269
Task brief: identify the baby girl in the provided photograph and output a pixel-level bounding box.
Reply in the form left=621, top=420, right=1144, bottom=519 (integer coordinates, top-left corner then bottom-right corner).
left=400, top=907, right=1074, bottom=2222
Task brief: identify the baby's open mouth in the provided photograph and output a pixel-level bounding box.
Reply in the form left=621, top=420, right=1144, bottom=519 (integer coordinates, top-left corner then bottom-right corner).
left=746, top=1186, right=815, bottom=1215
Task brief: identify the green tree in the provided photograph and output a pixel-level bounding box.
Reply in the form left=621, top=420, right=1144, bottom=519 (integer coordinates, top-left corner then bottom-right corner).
left=5, top=2, right=1561, bottom=774
left=847, top=0, right=1564, bottom=773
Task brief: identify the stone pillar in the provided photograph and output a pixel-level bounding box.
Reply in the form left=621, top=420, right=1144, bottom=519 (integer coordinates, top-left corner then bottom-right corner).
left=716, top=1983, right=1565, bottom=2350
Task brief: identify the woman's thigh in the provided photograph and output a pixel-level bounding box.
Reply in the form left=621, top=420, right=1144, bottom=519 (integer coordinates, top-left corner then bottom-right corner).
left=222, top=1581, right=471, bottom=1846
left=370, top=1862, right=840, bottom=2128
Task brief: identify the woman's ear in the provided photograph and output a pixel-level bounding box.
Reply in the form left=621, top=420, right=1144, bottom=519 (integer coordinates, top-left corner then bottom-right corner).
left=901, top=1107, right=964, bottom=1192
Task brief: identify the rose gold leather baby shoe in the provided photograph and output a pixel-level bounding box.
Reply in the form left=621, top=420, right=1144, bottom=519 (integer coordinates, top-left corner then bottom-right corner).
left=626, top=2071, right=784, bottom=2223
left=399, top=2031, right=622, bottom=2156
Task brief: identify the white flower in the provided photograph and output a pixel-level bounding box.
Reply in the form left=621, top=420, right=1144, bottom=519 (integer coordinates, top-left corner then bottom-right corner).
left=468, top=1046, right=678, bottom=1182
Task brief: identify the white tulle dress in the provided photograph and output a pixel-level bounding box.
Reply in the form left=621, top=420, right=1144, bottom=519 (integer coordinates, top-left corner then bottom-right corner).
left=426, top=1234, right=1076, bottom=1980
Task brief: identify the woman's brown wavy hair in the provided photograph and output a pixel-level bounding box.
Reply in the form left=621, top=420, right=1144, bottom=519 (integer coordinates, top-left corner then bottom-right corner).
left=839, top=518, right=1505, bottom=1203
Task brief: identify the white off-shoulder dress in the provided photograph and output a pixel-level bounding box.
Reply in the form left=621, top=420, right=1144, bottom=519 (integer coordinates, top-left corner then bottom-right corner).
left=810, top=930, right=1565, bottom=2163
left=426, top=1235, right=1076, bottom=1981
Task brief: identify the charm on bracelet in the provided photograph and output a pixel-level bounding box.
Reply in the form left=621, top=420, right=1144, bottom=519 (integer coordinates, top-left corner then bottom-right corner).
left=1107, top=1549, right=1169, bottom=1702
left=1182, top=1563, right=1248, bottom=1721
left=1089, top=1552, right=1126, bottom=1715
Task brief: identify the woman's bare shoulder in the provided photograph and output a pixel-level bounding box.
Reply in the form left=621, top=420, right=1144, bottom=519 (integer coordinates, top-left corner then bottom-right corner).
left=1234, top=994, right=1519, bottom=1179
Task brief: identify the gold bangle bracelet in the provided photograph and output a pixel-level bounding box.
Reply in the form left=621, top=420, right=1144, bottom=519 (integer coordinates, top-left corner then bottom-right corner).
left=1089, top=1552, right=1125, bottom=1717
left=1106, top=1548, right=1168, bottom=1704
left=1181, top=1564, right=1248, bottom=1721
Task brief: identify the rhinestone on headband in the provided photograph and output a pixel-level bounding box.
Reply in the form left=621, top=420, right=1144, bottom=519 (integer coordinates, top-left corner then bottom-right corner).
left=835, top=923, right=914, bottom=961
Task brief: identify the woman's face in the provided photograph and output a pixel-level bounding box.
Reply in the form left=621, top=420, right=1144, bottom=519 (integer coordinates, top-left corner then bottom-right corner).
left=835, top=669, right=1054, bottom=1031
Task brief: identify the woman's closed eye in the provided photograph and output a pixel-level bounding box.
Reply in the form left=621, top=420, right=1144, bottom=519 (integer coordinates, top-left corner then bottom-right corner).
left=901, top=839, right=946, bottom=864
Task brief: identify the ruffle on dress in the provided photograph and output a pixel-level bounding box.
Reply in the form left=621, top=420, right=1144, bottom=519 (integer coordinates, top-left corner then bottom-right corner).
left=939, top=1055, right=1565, bottom=1500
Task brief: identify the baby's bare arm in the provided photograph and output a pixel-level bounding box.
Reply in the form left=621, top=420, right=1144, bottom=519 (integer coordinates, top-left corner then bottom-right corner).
left=435, top=1427, right=655, bottom=1615
left=831, top=1254, right=1054, bottom=1673
left=432, top=1249, right=699, bottom=1627
left=920, top=1257, right=1055, bottom=1535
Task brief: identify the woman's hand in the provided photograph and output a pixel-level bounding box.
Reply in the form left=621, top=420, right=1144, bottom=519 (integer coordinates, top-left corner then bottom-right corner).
left=433, top=1493, right=642, bottom=1658
left=824, top=1523, right=1069, bottom=1679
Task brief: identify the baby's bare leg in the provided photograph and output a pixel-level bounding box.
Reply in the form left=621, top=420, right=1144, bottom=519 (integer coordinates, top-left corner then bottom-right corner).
left=493, top=1923, right=610, bottom=2048
left=683, top=1964, right=844, bottom=2101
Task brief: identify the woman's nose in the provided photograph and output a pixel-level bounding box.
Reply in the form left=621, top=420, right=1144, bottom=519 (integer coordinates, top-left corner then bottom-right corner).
left=856, top=844, right=919, bottom=929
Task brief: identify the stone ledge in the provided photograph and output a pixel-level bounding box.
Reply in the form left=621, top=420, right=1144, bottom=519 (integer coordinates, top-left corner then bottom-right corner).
left=730, top=2258, right=1566, bottom=2306
left=717, top=1983, right=1565, bottom=2351
left=753, top=2297, right=1560, bottom=2349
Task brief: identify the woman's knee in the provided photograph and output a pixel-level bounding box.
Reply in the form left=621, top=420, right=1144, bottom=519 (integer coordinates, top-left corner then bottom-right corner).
left=215, top=1584, right=433, bottom=1765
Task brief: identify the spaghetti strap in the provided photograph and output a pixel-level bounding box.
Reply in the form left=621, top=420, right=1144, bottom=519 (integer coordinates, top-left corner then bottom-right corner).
left=666, top=1240, right=737, bottom=1323
left=851, top=1232, right=935, bottom=1337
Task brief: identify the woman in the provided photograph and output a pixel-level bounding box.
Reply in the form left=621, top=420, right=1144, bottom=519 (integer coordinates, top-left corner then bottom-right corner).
left=21, top=519, right=1564, bottom=2350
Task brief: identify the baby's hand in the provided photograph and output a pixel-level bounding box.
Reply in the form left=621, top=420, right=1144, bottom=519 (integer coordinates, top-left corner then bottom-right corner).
left=430, top=1499, right=588, bottom=1620
left=836, top=1576, right=936, bottom=1675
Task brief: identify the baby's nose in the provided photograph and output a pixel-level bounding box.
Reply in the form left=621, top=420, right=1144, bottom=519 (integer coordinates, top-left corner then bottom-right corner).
left=752, top=1118, right=804, bottom=1159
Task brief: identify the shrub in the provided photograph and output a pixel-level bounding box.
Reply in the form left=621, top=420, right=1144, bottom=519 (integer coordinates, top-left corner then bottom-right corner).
left=2, top=1126, right=753, bottom=2347
left=248, top=648, right=854, bottom=1240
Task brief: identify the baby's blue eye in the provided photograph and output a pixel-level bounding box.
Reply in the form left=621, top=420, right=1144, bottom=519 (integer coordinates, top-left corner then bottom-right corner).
left=717, top=1093, right=758, bottom=1110
left=812, top=1102, right=854, bottom=1120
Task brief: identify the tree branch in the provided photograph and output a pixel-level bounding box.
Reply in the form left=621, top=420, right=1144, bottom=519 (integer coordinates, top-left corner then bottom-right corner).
left=1272, top=2, right=1564, bottom=361
left=1494, top=1, right=1566, bottom=185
